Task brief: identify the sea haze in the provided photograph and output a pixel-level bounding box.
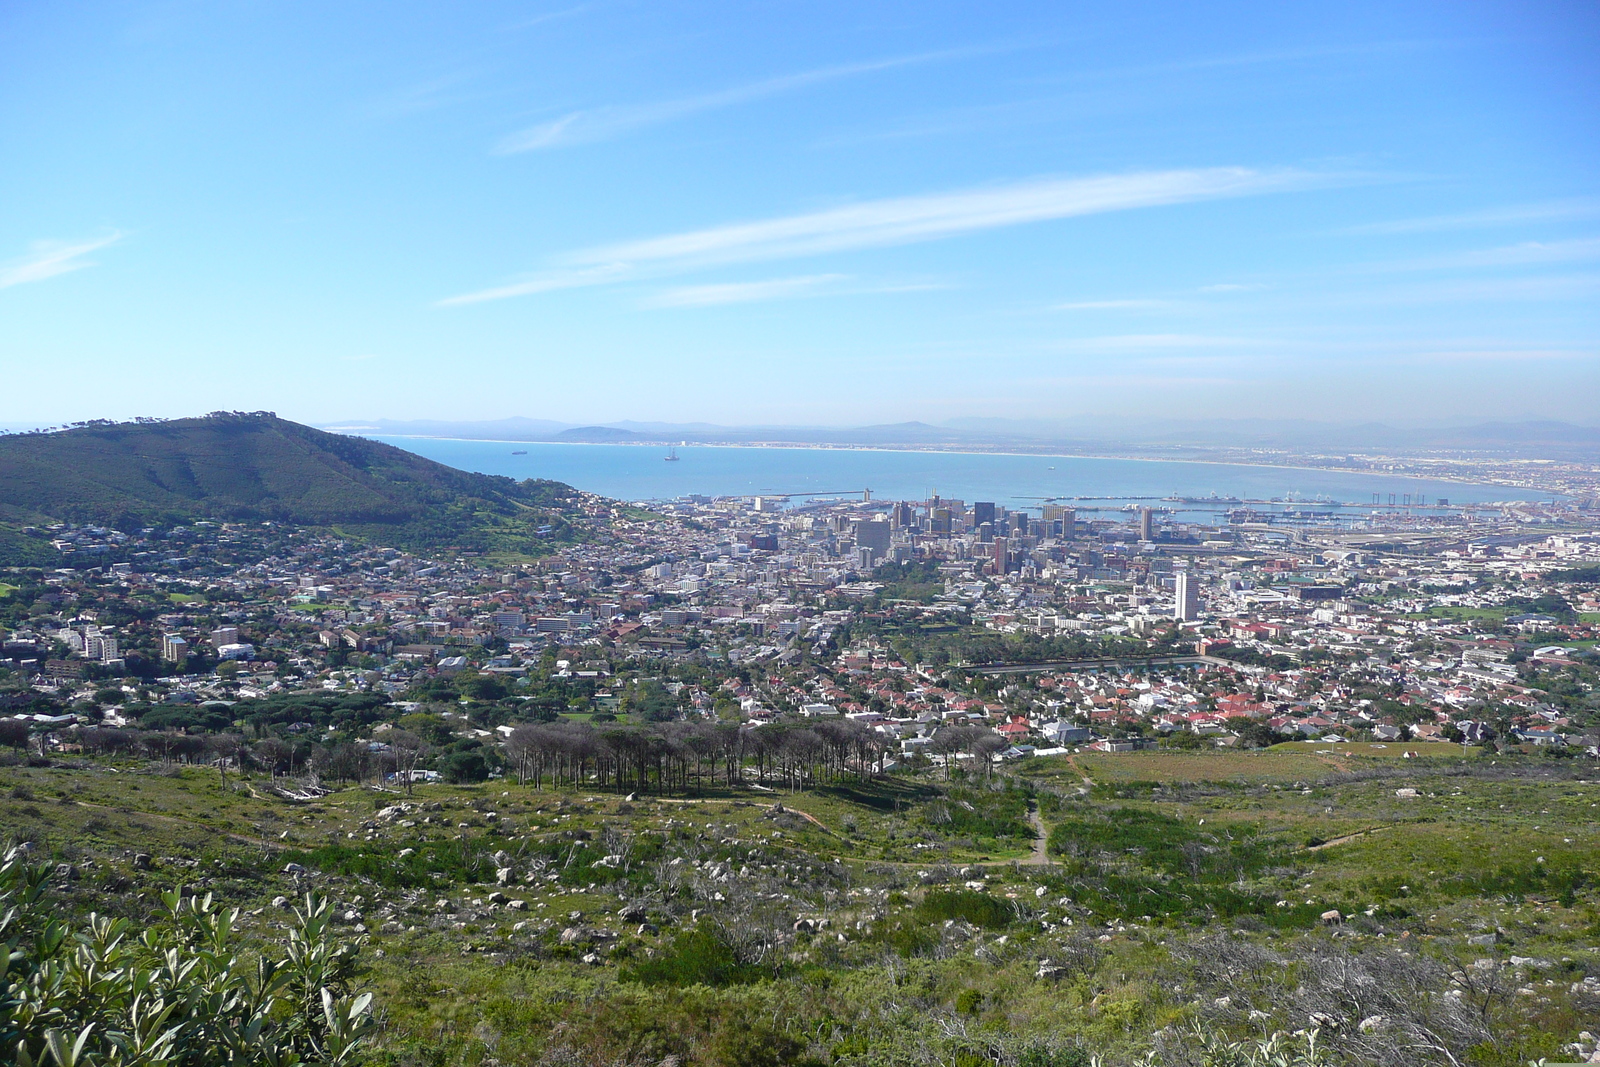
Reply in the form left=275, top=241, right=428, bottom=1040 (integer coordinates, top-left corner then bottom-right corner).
left=367, top=438, right=1550, bottom=516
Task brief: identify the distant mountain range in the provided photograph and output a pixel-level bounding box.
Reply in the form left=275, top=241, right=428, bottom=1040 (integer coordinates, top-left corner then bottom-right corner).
left=0, top=414, right=581, bottom=558
left=326, top=416, right=1600, bottom=459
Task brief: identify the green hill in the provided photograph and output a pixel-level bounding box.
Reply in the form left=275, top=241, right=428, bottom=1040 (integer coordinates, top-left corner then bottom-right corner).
left=0, top=412, right=584, bottom=556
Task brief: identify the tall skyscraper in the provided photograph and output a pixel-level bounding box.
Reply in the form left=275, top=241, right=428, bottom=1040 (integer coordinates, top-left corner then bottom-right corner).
left=1043, top=505, right=1076, bottom=537
left=992, top=537, right=1008, bottom=574
left=972, top=501, right=996, bottom=529
left=1174, top=571, right=1199, bottom=621
left=854, top=520, right=890, bottom=554
left=1139, top=507, right=1154, bottom=541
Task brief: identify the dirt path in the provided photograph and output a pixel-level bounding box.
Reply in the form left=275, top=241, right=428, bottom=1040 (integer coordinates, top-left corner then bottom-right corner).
left=1299, top=825, right=1388, bottom=853
left=1025, top=802, right=1049, bottom=866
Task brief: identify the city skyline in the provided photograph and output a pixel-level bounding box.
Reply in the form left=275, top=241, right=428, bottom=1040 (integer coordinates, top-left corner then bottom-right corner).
left=3, top=1, right=1598, bottom=426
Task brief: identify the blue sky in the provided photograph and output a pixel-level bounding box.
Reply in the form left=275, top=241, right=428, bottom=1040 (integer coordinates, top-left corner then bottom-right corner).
left=2, top=1, right=1597, bottom=427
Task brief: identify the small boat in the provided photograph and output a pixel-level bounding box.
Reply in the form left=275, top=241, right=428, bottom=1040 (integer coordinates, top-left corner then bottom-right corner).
left=664, top=446, right=680, bottom=462
left=511, top=450, right=527, bottom=455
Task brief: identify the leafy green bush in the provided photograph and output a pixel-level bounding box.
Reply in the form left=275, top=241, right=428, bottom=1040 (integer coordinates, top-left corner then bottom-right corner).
left=0, top=843, right=375, bottom=1066
left=620, top=928, right=766, bottom=987
left=914, top=889, right=1017, bottom=929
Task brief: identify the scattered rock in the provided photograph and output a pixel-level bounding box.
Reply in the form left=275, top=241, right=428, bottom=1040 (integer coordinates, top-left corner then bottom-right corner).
left=1358, top=1016, right=1386, bottom=1033
left=133, top=854, right=152, bottom=870
left=1320, top=909, right=1343, bottom=925
left=271, top=895, right=290, bottom=908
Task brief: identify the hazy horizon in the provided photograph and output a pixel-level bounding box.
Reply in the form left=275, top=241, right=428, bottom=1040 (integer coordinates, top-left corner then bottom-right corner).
left=4, top=1, right=1597, bottom=426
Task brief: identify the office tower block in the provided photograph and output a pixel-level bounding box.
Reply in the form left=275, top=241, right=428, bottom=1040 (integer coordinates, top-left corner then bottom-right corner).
left=1175, top=571, right=1199, bottom=621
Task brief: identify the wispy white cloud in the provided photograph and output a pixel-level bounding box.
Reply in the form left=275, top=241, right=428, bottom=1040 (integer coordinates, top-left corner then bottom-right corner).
left=437, top=263, right=632, bottom=306
left=580, top=169, right=1321, bottom=269
left=1053, top=333, right=1260, bottom=353
left=643, top=274, right=951, bottom=308
left=0, top=234, right=122, bottom=289
left=1337, top=197, right=1600, bottom=235
left=508, top=3, right=596, bottom=31
left=1055, top=298, right=1177, bottom=310
left=441, top=167, right=1327, bottom=306
left=1401, top=347, right=1595, bottom=364
left=495, top=48, right=983, bottom=153
left=646, top=274, right=850, bottom=308
left=1375, top=236, right=1600, bottom=273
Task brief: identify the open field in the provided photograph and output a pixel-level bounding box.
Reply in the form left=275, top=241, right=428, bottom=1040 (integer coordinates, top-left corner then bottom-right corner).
left=2, top=748, right=1597, bottom=1066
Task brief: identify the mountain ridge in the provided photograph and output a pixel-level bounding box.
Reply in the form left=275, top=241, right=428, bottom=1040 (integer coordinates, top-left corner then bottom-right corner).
left=0, top=413, right=583, bottom=557
left=329, top=415, right=1600, bottom=459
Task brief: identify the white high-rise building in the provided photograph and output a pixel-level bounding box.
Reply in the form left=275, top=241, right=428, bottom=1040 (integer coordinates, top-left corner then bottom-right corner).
left=1174, top=571, right=1199, bottom=621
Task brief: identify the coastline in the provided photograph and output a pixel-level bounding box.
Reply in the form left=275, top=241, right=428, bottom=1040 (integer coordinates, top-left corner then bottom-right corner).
left=355, top=433, right=1558, bottom=496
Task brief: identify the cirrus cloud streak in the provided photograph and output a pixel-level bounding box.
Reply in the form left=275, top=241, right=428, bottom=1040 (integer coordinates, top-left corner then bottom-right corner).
left=0, top=233, right=122, bottom=290
left=440, top=166, right=1331, bottom=306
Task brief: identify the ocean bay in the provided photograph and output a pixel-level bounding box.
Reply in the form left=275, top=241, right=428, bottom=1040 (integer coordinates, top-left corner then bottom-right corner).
left=370, top=437, right=1548, bottom=517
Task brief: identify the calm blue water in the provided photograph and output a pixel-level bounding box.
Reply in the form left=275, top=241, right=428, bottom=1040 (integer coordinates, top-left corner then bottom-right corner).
left=370, top=437, right=1550, bottom=517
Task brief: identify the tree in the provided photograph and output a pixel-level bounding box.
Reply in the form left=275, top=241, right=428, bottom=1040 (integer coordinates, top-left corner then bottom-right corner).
left=930, top=725, right=984, bottom=780
left=968, top=731, right=1008, bottom=779
left=439, top=747, right=490, bottom=783
left=387, top=729, right=429, bottom=793
left=0, top=718, right=29, bottom=752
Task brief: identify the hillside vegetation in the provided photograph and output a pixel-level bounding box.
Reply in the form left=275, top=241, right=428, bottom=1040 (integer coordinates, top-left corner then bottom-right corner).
left=1, top=745, right=1595, bottom=1067
left=0, top=413, right=583, bottom=556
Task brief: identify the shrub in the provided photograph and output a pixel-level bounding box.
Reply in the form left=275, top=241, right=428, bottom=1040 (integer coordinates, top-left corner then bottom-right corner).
left=620, top=928, right=766, bottom=987
left=0, top=843, right=375, bottom=1066
left=914, top=889, right=1016, bottom=929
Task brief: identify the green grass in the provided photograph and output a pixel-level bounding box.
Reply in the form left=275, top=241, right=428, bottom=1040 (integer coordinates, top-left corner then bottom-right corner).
left=0, top=581, right=16, bottom=598
left=3, top=750, right=1597, bottom=1067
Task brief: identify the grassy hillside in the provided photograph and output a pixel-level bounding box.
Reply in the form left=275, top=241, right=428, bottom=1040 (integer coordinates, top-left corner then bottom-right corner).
left=0, top=412, right=584, bottom=556
left=1, top=747, right=1594, bottom=1066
